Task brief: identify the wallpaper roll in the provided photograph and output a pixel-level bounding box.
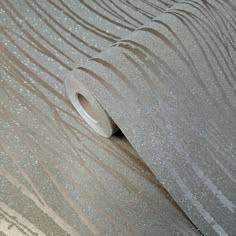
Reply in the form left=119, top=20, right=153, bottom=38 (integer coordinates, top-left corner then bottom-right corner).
left=65, top=1, right=236, bottom=235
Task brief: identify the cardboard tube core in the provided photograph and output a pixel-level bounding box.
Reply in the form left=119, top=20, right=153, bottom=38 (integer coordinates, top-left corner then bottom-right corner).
left=65, top=78, right=118, bottom=138
left=77, top=93, right=99, bottom=123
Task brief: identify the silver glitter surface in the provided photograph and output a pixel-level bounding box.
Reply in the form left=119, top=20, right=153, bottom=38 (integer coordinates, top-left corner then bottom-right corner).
left=0, top=0, right=200, bottom=235
left=66, top=0, right=236, bottom=235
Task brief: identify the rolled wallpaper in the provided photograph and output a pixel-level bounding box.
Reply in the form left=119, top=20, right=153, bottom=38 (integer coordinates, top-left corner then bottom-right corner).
left=65, top=1, right=236, bottom=235
left=2, top=0, right=203, bottom=235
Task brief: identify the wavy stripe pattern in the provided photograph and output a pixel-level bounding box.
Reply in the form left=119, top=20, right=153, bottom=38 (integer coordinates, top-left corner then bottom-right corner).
left=0, top=0, right=200, bottom=236
left=67, top=0, right=236, bottom=235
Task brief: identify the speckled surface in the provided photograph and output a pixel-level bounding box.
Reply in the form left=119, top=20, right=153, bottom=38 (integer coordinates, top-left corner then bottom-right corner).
left=66, top=0, right=236, bottom=235
left=0, top=0, right=201, bottom=235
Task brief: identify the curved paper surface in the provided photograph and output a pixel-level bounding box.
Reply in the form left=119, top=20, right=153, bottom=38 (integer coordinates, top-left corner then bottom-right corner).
left=66, top=0, right=236, bottom=235
left=0, top=0, right=201, bottom=235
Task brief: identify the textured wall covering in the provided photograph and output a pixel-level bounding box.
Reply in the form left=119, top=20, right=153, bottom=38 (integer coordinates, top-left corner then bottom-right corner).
left=1, top=0, right=235, bottom=235
left=66, top=0, right=236, bottom=235
left=0, top=0, right=202, bottom=235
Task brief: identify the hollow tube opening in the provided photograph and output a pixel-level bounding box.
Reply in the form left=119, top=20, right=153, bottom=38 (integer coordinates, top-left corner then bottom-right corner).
left=76, top=93, right=99, bottom=123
